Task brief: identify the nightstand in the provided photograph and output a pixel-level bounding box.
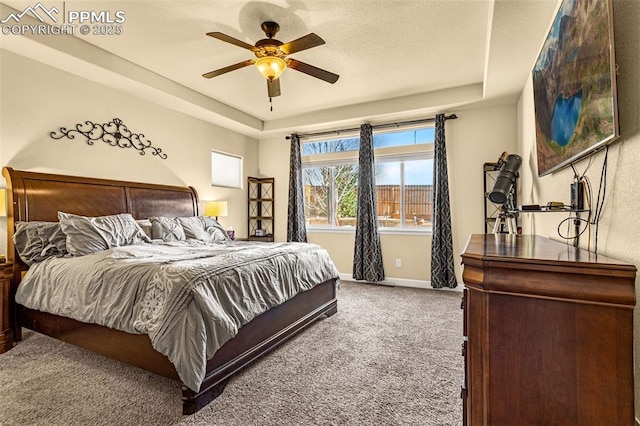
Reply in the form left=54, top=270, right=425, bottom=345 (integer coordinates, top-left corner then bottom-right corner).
left=248, top=235, right=274, bottom=242
left=0, top=261, right=13, bottom=353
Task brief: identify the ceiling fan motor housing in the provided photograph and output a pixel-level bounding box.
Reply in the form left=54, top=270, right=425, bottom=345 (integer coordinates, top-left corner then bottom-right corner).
left=261, top=21, right=280, bottom=38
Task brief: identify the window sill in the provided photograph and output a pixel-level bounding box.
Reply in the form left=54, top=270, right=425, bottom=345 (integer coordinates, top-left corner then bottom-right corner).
left=307, top=227, right=431, bottom=236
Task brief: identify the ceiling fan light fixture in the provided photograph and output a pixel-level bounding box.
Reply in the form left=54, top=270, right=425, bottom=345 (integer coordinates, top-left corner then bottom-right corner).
left=255, top=56, right=286, bottom=80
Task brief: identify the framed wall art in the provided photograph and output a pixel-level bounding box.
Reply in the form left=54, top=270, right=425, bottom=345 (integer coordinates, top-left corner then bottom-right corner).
left=533, top=0, right=619, bottom=176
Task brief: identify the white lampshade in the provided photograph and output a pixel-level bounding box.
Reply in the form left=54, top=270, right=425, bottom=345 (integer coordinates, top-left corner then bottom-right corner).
left=204, top=201, right=228, bottom=218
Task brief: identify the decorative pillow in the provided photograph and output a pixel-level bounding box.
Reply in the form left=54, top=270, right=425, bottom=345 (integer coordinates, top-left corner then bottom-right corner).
left=177, top=216, right=211, bottom=241
left=199, top=216, right=230, bottom=242
left=149, top=217, right=186, bottom=242
left=58, top=212, right=151, bottom=256
left=136, top=219, right=153, bottom=239
left=13, top=221, right=68, bottom=266
left=176, top=216, right=229, bottom=243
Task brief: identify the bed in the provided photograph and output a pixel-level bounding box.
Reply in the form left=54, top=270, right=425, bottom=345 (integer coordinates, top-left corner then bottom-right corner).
left=1, top=166, right=339, bottom=414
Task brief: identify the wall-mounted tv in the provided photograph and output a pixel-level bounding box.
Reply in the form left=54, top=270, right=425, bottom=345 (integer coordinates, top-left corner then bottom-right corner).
left=533, top=0, right=619, bottom=177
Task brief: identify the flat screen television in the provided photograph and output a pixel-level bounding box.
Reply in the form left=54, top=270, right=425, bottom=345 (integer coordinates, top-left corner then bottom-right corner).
left=532, top=0, right=619, bottom=177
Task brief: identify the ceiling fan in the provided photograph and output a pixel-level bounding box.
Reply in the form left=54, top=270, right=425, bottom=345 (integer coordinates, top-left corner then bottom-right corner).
left=202, top=21, right=339, bottom=109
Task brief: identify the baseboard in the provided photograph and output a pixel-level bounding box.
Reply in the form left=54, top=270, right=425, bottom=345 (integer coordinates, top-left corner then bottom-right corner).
left=338, top=273, right=462, bottom=291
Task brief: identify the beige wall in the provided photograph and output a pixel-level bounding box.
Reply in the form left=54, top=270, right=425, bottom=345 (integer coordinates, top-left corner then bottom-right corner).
left=0, top=51, right=258, bottom=253
left=306, top=232, right=431, bottom=283
left=516, top=0, right=640, bottom=417
left=259, top=103, right=517, bottom=285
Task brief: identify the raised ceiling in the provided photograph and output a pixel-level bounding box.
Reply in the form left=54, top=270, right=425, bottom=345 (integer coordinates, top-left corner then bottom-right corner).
left=0, top=0, right=559, bottom=137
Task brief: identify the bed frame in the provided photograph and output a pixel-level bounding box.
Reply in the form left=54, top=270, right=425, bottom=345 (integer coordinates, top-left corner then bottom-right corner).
left=1, top=167, right=338, bottom=414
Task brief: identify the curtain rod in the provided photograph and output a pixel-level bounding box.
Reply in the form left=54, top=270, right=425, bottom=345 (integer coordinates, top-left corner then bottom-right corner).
left=285, top=114, right=457, bottom=140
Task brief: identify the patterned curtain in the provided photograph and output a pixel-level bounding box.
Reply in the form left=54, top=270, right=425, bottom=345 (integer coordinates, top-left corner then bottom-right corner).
left=353, top=124, right=385, bottom=282
left=430, top=114, right=457, bottom=288
left=287, top=134, right=307, bottom=242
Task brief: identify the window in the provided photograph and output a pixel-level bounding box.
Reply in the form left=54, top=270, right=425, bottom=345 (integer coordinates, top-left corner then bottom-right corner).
left=211, top=150, right=243, bottom=189
left=376, top=158, right=433, bottom=229
left=302, top=127, right=434, bottom=232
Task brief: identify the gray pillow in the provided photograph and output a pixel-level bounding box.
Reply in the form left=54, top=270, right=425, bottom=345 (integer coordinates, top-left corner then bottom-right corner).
left=58, top=212, right=151, bottom=256
left=177, top=216, right=229, bottom=242
left=13, top=221, right=68, bottom=266
left=149, top=217, right=186, bottom=242
left=136, top=219, right=153, bottom=239
left=199, top=216, right=230, bottom=242
left=177, top=216, right=210, bottom=240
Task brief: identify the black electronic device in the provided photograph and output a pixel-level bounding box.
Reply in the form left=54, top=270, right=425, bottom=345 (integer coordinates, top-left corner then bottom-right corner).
left=520, top=204, right=541, bottom=211
left=571, top=181, right=584, bottom=210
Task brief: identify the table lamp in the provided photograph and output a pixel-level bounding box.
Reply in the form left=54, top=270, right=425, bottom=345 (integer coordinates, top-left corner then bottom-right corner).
left=204, top=201, right=228, bottom=221
left=0, top=189, right=6, bottom=217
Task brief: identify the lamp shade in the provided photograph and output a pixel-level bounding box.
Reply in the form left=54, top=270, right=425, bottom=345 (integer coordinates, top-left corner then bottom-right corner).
left=255, top=56, right=286, bottom=80
left=204, top=201, right=228, bottom=218
left=0, top=189, right=6, bottom=217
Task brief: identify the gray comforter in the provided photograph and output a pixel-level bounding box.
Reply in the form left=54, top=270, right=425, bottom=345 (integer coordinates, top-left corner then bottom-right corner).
left=15, top=240, right=339, bottom=391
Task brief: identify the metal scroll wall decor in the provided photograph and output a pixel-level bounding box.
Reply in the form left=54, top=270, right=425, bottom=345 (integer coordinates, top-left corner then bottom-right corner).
left=50, top=117, right=167, bottom=159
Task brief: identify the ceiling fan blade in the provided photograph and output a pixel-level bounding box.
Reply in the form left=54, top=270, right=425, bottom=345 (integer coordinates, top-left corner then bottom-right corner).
left=267, top=78, right=281, bottom=97
left=287, top=59, right=339, bottom=84
left=280, top=33, right=325, bottom=55
left=206, top=32, right=257, bottom=51
left=202, top=59, right=255, bottom=78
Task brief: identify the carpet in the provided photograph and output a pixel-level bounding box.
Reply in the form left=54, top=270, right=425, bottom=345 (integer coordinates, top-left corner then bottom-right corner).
left=0, top=281, right=463, bottom=425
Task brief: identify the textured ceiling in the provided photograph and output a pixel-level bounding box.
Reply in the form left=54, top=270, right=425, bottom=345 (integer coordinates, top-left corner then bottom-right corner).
left=0, top=0, right=560, bottom=135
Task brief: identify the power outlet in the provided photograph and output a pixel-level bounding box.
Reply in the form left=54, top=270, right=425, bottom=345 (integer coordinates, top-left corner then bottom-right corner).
left=395, top=258, right=402, bottom=268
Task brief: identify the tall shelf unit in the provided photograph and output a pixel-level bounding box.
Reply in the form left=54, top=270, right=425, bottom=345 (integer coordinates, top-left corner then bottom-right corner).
left=484, top=161, right=589, bottom=241
left=248, top=177, right=274, bottom=242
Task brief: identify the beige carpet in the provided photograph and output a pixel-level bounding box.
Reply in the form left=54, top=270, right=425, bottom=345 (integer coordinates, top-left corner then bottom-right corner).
left=0, top=281, right=463, bottom=425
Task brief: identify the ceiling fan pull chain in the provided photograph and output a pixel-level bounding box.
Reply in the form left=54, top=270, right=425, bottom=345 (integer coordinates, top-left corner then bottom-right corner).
left=270, top=97, right=273, bottom=111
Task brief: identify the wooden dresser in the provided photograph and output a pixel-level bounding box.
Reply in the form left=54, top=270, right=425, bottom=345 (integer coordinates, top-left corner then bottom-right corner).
left=461, top=234, right=636, bottom=425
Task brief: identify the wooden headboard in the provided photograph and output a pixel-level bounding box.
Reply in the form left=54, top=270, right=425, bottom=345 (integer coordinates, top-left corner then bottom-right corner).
left=2, top=167, right=199, bottom=266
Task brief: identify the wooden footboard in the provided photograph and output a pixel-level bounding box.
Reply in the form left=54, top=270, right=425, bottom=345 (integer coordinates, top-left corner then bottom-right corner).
left=184, top=278, right=337, bottom=414
left=17, top=278, right=337, bottom=414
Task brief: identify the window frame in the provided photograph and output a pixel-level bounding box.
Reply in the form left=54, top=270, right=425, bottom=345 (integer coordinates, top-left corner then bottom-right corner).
left=301, top=128, right=434, bottom=234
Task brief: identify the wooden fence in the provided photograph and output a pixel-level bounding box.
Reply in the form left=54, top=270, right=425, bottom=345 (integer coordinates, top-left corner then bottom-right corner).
left=304, top=184, right=434, bottom=225
left=376, top=184, right=433, bottom=220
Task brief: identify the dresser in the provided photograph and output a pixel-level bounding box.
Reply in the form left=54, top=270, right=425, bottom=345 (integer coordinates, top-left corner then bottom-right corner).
left=461, top=234, right=636, bottom=425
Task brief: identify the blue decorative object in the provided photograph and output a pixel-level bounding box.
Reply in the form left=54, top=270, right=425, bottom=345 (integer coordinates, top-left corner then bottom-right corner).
left=550, top=89, right=583, bottom=147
